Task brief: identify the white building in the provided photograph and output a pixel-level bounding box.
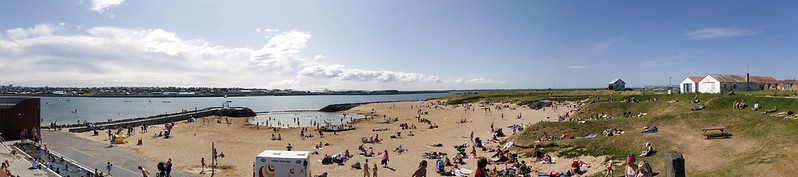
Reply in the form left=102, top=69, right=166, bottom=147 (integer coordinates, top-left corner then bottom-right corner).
left=608, top=79, right=625, bottom=91
left=679, top=76, right=703, bottom=93
left=697, top=74, right=776, bottom=93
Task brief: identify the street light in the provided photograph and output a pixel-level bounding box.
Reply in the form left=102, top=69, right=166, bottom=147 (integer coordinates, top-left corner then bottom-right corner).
left=668, top=77, right=672, bottom=94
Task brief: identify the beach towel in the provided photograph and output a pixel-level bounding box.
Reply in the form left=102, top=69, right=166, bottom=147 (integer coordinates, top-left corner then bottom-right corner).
left=455, top=168, right=474, bottom=176
left=642, top=130, right=658, bottom=133
left=502, top=142, right=514, bottom=149
left=584, top=134, right=598, bottom=138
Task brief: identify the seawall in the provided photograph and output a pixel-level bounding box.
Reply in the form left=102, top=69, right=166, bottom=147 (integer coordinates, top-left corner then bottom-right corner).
left=61, top=107, right=256, bottom=133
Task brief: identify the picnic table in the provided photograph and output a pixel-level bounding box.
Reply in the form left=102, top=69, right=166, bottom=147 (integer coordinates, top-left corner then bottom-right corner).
left=702, top=126, right=728, bottom=139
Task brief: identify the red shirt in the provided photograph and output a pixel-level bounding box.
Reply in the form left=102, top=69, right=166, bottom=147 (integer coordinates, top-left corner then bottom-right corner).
left=474, top=168, right=487, bottom=177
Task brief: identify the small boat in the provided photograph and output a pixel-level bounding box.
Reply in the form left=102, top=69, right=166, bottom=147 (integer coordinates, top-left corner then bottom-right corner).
left=124, top=100, right=133, bottom=102
left=162, top=100, right=171, bottom=103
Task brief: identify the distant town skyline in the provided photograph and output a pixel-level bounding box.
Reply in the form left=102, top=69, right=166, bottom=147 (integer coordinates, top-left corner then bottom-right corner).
left=1, top=1, right=796, bottom=90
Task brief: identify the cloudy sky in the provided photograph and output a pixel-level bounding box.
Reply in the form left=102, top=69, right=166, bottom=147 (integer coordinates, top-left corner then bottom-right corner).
left=1, top=1, right=797, bottom=90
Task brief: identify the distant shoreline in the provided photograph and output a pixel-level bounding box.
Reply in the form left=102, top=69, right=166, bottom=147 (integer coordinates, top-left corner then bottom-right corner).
left=0, top=90, right=450, bottom=98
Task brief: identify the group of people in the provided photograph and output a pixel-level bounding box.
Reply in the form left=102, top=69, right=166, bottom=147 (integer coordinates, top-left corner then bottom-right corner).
left=1, top=160, right=14, bottom=177
left=732, top=100, right=748, bottom=110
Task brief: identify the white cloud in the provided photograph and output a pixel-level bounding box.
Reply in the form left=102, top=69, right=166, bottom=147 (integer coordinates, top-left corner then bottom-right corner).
left=298, top=65, right=442, bottom=83
left=313, top=54, right=325, bottom=60
left=453, top=78, right=505, bottom=84
left=684, top=28, right=761, bottom=39
left=0, top=23, right=502, bottom=90
left=89, top=0, right=125, bottom=13
left=250, top=30, right=312, bottom=72
left=593, top=35, right=625, bottom=53
left=567, top=65, right=589, bottom=69
left=5, top=24, right=63, bottom=40
left=256, top=28, right=280, bottom=33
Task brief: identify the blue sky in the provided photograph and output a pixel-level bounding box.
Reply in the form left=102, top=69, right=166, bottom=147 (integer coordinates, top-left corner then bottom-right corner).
left=1, top=0, right=796, bottom=90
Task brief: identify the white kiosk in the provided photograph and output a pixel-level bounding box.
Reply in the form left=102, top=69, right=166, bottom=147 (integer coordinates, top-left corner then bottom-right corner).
left=254, top=150, right=310, bottom=177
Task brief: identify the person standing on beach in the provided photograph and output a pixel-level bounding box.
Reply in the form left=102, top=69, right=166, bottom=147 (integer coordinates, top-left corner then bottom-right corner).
left=382, top=150, right=389, bottom=168
left=411, top=160, right=427, bottom=177
left=363, top=159, right=370, bottom=177
left=470, top=131, right=474, bottom=142
left=286, top=143, right=293, bottom=151
left=372, top=164, right=378, bottom=177
left=106, top=161, right=113, bottom=176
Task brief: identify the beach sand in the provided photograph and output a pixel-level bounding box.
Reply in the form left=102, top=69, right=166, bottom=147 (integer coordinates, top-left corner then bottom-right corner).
left=73, top=100, right=606, bottom=176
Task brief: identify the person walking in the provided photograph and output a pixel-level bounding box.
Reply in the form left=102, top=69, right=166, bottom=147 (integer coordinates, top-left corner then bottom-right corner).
left=165, top=159, right=172, bottom=177
left=604, top=156, right=615, bottom=177
left=106, top=161, right=113, bottom=176
left=200, top=158, right=207, bottom=174
left=381, top=150, right=389, bottom=168
left=138, top=166, right=150, bottom=177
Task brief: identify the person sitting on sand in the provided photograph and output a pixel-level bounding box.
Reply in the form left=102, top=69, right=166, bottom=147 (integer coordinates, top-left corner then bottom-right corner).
left=639, top=143, right=653, bottom=157
left=541, top=154, right=552, bottom=164
left=271, top=133, right=276, bottom=141
left=408, top=131, right=414, bottom=136
left=394, top=144, right=405, bottom=153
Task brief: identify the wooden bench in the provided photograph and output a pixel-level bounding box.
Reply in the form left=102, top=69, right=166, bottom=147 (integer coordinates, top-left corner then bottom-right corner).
left=702, top=126, right=728, bottom=139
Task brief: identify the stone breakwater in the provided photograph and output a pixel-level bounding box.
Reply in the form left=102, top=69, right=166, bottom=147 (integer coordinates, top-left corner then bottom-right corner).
left=61, top=107, right=256, bottom=133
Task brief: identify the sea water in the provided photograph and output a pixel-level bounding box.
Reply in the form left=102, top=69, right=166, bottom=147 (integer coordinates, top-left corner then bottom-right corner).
left=35, top=92, right=455, bottom=126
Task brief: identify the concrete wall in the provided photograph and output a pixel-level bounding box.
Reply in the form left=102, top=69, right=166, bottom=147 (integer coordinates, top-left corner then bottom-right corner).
left=67, top=107, right=255, bottom=133
left=0, top=98, right=40, bottom=139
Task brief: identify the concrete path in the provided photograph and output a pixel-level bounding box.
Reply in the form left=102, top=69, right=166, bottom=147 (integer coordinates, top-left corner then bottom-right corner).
left=41, top=131, right=196, bottom=177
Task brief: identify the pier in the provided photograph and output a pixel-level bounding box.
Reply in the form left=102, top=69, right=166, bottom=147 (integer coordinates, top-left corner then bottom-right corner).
left=56, top=107, right=256, bottom=133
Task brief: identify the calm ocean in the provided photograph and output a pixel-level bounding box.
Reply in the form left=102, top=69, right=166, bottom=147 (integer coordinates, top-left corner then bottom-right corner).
left=36, top=92, right=456, bottom=126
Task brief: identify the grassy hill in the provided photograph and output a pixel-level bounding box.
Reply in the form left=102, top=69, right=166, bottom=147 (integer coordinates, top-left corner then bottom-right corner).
left=437, top=90, right=798, bottom=176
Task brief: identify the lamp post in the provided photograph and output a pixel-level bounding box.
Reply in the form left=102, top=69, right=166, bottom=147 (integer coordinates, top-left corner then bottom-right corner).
left=668, top=77, right=672, bottom=94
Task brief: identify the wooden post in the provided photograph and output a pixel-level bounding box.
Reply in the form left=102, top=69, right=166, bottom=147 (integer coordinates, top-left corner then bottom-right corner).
left=212, top=142, right=215, bottom=177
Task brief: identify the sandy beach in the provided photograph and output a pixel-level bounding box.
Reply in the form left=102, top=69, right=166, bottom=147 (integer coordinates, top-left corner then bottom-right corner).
left=72, top=100, right=605, bottom=176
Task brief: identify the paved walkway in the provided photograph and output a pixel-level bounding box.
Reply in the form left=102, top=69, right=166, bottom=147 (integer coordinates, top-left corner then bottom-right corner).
left=41, top=131, right=196, bottom=177
left=0, top=141, right=52, bottom=177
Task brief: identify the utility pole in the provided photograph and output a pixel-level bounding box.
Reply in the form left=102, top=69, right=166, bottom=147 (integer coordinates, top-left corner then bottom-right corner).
left=212, top=142, right=216, bottom=177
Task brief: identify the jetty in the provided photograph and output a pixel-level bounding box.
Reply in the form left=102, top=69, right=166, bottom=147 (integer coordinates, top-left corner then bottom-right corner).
left=55, top=107, right=256, bottom=133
